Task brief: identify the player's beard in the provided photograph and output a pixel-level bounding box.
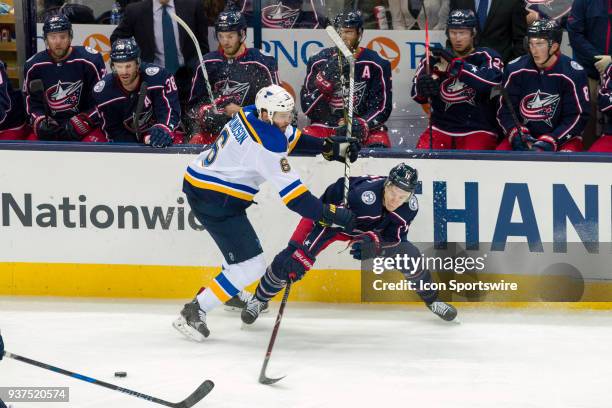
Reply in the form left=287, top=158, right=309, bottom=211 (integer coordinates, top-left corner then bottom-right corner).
left=119, top=71, right=140, bottom=91
left=49, top=45, right=71, bottom=61
left=223, top=42, right=244, bottom=58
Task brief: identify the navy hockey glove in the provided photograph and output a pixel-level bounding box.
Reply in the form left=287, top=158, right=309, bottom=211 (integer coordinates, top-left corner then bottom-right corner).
left=322, top=136, right=360, bottom=163
left=416, top=74, right=440, bottom=98
left=281, top=244, right=315, bottom=282
left=319, top=204, right=355, bottom=233
left=350, top=232, right=382, bottom=260
left=65, top=113, right=94, bottom=141
left=335, top=116, right=369, bottom=143
left=33, top=116, right=63, bottom=140
left=508, top=126, right=536, bottom=151
left=148, top=125, right=174, bottom=148
left=197, top=104, right=228, bottom=134
left=431, top=47, right=454, bottom=63
left=530, top=135, right=556, bottom=152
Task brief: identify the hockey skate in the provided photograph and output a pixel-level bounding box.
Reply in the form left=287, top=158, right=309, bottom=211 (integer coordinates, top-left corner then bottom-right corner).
left=225, top=290, right=269, bottom=313
left=241, top=296, right=269, bottom=325
left=172, top=300, right=210, bottom=341
left=427, top=301, right=458, bottom=322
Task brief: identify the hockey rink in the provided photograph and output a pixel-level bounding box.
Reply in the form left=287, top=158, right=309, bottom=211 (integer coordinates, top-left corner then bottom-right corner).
left=1, top=297, right=611, bottom=408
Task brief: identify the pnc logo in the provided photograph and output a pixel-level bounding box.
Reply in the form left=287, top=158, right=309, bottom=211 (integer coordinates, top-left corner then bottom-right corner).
left=366, top=37, right=400, bottom=70
left=83, top=34, right=111, bottom=63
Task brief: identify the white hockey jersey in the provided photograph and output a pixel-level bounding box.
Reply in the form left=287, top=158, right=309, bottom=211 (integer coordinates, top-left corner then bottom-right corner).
left=183, top=105, right=324, bottom=221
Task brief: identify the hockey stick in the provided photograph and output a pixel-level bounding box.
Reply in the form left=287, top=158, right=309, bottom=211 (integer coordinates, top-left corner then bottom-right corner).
left=170, top=13, right=218, bottom=112
left=2, top=351, right=214, bottom=407
left=499, top=86, right=530, bottom=150
left=325, top=25, right=355, bottom=206
left=417, top=0, right=434, bottom=151
left=29, top=79, right=51, bottom=118
left=259, top=280, right=292, bottom=385
left=134, top=80, right=148, bottom=142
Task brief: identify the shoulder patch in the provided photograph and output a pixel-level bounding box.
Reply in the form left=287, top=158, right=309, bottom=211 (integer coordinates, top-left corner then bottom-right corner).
left=280, top=157, right=291, bottom=173
left=145, top=66, right=161, bottom=76
left=408, top=195, right=418, bottom=211
left=85, top=46, right=99, bottom=54
left=571, top=60, right=584, bottom=71
left=94, top=80, right=105, bottom=93
left=361, top=190, right=376, bottom=205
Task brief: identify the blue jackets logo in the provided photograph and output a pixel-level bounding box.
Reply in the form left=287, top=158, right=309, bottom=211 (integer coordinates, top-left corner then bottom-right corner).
left=520, top=90, right=560, bottom=127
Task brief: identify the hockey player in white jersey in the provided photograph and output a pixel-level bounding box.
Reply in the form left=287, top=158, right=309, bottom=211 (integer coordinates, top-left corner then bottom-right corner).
left=172, top=84, right=361, bottom=340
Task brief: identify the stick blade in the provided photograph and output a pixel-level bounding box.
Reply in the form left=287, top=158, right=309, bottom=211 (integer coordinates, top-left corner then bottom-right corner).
left=175, top=380, right=215, bottom=408
left=259, top=373, right=286, bottom=385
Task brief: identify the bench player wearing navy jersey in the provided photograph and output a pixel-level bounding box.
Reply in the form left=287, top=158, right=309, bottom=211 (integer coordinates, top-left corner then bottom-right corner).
left=23, top=14, right=106, bottom=142
left=412, top=9, right=503, bottom=150
left=497, top=19, right=590, bottom=152
left=187, top=10, right=279, bottom=145
left=242, top=163, right=458, bottom=324
left=172, top=85, right=363, bottom=340
left=0, top=60, right=27, bottom=140
left=590, top=63, right=612, bottom=152
left=92, top=38, right=182, bottom=147
left=301, top=11, right=393, bottom=148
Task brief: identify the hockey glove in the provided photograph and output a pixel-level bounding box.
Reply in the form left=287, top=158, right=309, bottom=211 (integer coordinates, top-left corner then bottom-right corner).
left=322, top=136, right=360, bottom=163
left=530, top=135, right=556, bottom=152
left=214, top=94, right=241, bottom=110
left=508, top=126, right=535, bottom=151
left=281, top=244, right=315, bottom=282
left=336, top=116, right=369, bottom=144
left=431, top=47, right=454, bottom=63
left=148, top=125, right=174, bottom=148
left=33, top=116, right=63, bottom=141
left=197, top=104, right=229, bottom=134
left=65, top=113, right=94, bottom=141
left=416, top=74, right=440, bottom=99
left=319, top=204, right=355, bottom=233
left=350, top=232, right=382, bottom=261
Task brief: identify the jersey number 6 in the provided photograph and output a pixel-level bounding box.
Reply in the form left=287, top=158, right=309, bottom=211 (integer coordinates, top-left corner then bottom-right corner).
left=203, top=130, right=229, bottom=166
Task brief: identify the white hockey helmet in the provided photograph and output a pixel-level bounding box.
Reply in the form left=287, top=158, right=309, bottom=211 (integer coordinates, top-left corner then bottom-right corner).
left=255, top=85, right=295, bottom=124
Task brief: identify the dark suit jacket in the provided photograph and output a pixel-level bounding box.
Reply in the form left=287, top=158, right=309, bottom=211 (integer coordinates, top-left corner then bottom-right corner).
left=450, top=0, right=527, bottom=63
left=110, top=0, right=209, bottom=69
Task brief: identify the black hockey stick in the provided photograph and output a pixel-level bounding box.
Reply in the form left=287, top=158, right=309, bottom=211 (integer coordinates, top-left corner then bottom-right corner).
left=29, top=79, right=51, bottom=118
left=134, top=81, right=148, bottom=142
left=499, top=86, right=530, bottom=150
left=3, top=351, right=214, bottom=407
left=259, top=281, right=292, bottom=385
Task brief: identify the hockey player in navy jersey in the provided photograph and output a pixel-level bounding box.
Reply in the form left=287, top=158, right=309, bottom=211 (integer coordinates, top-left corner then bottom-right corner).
left=242, top=163, right=458, bottom=324
left=93, top=38, right=182, bottom=147
left=301, top=10, right=393, bottom=148
left=187, top=10, right=279, bottom=144
left=172, top=84, right=363, bottom=340
left=23, top=14, right=106, bottom=142
left=590, top=63, right=612, bottom=152
left=497, top=19, right=590, bottom=152
left=412, top=9, right=503, bottom=150
left=0, top=60, right=27, bottom=140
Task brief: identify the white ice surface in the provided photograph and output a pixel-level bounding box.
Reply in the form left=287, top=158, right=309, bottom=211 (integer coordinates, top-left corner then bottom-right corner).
left=1, top=297, right=611, bottom=408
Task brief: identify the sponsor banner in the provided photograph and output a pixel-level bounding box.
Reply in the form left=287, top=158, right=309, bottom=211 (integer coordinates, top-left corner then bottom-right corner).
left=0, top=149, right=610, bottom=278
left=36, top=25, right=572, bottom=119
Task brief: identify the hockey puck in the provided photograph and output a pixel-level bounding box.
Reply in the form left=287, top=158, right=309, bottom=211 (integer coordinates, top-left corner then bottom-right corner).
left=114, top=371, right=127, bottom=378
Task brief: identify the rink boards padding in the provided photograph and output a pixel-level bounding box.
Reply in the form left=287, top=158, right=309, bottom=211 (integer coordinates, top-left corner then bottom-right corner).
left=0, top=144, right=611, bottom=304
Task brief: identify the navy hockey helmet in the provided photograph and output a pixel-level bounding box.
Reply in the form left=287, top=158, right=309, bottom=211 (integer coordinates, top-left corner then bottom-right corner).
left=215, top=10, right=247, bottom=35
left=333, top=10, right=364, bottom=32
left=387, top=163, right=418, bottom=193
left=110, top=37, right=141, bottom=63
left=526, top=18, right=563, bottom=46
left=447, top=9, right=477, bottom=31
left=43, top=14, right=73, bottom=38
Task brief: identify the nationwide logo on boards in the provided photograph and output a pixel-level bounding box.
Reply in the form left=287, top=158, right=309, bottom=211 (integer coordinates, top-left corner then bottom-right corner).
left=366, top=37, right=400, bottom=70
left=83, top=33, right=111, bottom=63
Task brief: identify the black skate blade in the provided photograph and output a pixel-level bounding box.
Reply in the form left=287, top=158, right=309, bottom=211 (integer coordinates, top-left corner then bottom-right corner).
left=259, top=373, right=286, bottom=385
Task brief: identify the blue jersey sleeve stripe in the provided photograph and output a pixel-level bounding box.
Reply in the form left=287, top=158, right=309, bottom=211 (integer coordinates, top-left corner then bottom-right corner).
left=279, top=179, right=302, bottom=197
left=186, top=166, right=259, bottom=194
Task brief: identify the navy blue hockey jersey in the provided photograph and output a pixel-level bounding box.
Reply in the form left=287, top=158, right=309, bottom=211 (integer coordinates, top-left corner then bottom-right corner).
left=497, top=54, right=590, bottom=143
left=411, top=47, right=503, bottom=135
left=188, top=48, right=278, bottom=109
left=23, top=46, right=105, bottom=127
left=598, top=64, right=612, bottom=135
left=0, top=61, right=26, bottom=130
left=320, top=176, right=418, bottom=246
left=301, top=47, right=393, bottom=129
left=93, top=63, right=181, bottom=143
